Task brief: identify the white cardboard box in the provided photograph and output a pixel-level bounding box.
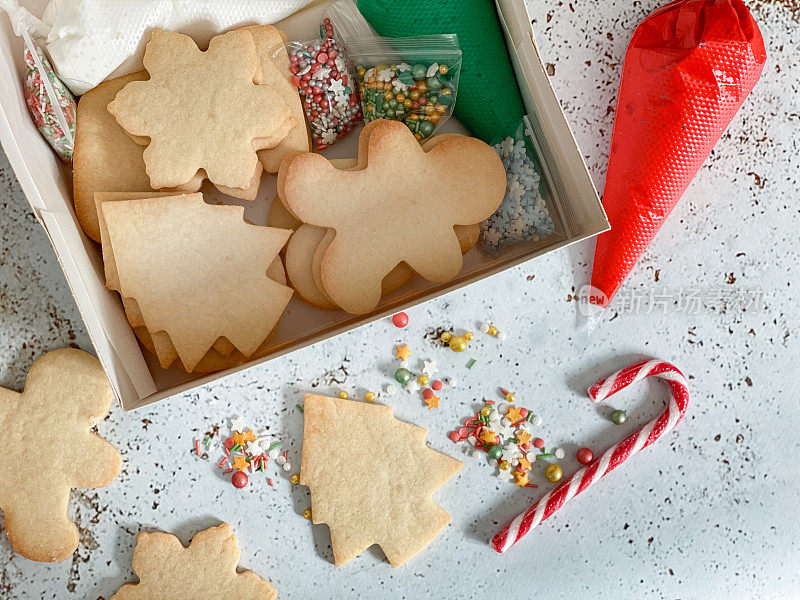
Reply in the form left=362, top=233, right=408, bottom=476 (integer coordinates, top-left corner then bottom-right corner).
left=0, top=0, right=608, bottom=409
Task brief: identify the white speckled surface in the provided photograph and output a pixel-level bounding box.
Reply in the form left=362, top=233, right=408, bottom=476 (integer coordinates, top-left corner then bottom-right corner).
left=1, top=1, right=799, bottom=597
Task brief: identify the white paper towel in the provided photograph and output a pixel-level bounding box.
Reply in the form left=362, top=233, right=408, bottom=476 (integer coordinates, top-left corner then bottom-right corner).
left=41, top=0, right=312, bottom=94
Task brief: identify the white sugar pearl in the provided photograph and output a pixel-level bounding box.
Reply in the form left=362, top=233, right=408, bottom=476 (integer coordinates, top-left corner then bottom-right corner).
left=282, top=462, right=292, bottom=471
left=467, top=436, right=477, bottom=446
left=498, top=404, right=508, bottom=414
left=511, top=458, right=519, bottom=466
left=527, top=452, right=538, bottom=462
left=554, top=448, right=565, bottom=459
left=268, top=449, right=280, bottom=459
left=488, top=458, right=498, bottom=467
left=276, top=455, right=287, bottom=466
left=531, top=415, right=543, bottom=427
left=480, top=322, right=490, bottom=333
left=446, top=377, right=458, bottom=387
left=497, top=331, right=507, bottom=341
left=471, top=449, right=483, bottom=458
left=385, top=384, right=397, bottom=395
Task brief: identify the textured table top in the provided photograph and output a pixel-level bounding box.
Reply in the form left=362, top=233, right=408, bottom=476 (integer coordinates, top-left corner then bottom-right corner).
left=1, top=1, right=799, bottom=598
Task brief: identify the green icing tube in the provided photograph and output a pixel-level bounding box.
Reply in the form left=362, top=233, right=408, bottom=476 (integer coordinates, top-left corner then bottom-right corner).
left=357, top=0, right=526, bottom=142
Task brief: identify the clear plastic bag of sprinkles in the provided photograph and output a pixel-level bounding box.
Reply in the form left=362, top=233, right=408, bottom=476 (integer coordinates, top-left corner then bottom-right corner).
left=324, top=0, right=461, bottom=141
left=286, top=18, right=363, bottom=151
left=481, top=118, right=557, bottom=254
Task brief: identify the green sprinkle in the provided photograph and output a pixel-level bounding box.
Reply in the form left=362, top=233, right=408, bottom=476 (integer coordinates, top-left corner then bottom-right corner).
left=231, top=443, right=242, bottom=453
left=296, top=404, right=304, bottom=413
left=269, top=441, right=282, bottom=451
left=508, top=437, right=519, bottom=444
left=467, top=359, right=477, bottom=369
left=203, top=436, right=211, bottom=447
left=526, top=412, right=534, bottom=422
left=538, top=452, right=555, bottom=460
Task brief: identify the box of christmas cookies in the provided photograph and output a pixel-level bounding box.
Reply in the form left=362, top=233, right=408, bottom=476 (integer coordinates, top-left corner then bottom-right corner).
left=0, top=0, right=607, bottom=409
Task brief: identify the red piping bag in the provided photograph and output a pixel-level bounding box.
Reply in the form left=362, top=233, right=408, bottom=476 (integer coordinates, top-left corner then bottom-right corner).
left=590, top=0, right=766, bottom=307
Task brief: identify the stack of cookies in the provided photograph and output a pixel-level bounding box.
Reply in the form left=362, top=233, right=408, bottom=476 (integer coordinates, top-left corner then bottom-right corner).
left=73, top=25, right=306, bottom=372
left=73, top=25, right=308, bottom=242
left=275, top=119, right=506, bottom=315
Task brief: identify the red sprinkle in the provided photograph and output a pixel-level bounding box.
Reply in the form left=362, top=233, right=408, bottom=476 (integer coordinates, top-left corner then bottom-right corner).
left=231, top=471, right=248, bottom=488
left=448, top=431, right=460, bottom=442
left=195, top=440, right=201, bottom=456
left=533, top=437, right=545, bottom=449
left=423, top=388, right=435, bottom=400
left=391, top=312, right=409, bottom=327
left=224, top=437, right=235, bottom=450
left=224, top=468, right=234, bottom=474
left=577, top=447, right=595, bottom=465
left=431, top=380, right=443, bottom=391
left=218, top=457, right=228, bottom=468
left=268, top=478, right=274, bottom=487
left=458, top=427, right=468, bottom=438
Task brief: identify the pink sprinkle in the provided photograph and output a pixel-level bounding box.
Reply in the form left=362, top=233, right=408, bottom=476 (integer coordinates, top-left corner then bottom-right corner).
left=268, top=478, right=274, bottom=487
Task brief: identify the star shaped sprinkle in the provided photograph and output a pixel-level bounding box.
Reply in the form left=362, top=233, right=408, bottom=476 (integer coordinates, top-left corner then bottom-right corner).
left=107, top=29, right=291, bottom=190
left=422, top=360, right=438, bottom=378
left=404, top=380, right=421, bottom=394
left=240, top=430, right=257, bottom=444
left=513, top=471, right=529, bottom=487
left=232, top=456, right=250, bottom=472
left=0, top=349, right=121, bottom=562
left=495, top=469, right=514, bottom=482
left=230, top=415, right=247, bottom=433
left=516, top=430, right=532, bottom=446
left=245, top=440, right=264, bottom=456
left=394, top=344, right=412, bottom=361
left=517, top=456, right=532, bottom=471
left=424, top=395, right=440, bottom=410
left=110, top=524, right=276, bottom=599
left=299, top=394, right=462, bottom=567
left=479, top=430, right=497, bottom=445
left=505, top=407, right=524, bottom=423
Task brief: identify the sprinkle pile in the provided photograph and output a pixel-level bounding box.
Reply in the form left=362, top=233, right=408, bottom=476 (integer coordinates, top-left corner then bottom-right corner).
left=288, top=18, right=362, bottom=150
left=449, top=399, right=567, bottom=487
left=199, top=415, right=292, bottom=489
left=481, top=135, right=555, bottom=254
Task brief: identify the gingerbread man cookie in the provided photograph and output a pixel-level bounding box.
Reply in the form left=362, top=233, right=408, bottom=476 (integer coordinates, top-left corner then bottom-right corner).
left=278, top=119, right=506, bottom=314
left=0, top=349, right=121, bottom=562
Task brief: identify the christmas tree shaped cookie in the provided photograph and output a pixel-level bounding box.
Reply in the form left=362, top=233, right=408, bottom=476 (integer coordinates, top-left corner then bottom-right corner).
left=99, top=193, right=293, bottom=371
left=300, top=394, right=462, bottom=567
left=111, top=523, right=276, bottom=599
left=0, top=349, right=121, bottom=562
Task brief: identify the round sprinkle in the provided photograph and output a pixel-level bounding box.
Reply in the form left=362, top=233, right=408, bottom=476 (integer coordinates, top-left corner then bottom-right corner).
left=282, top=463, right=292, bottom=471
left=498, top=403, right=508, bottom=414
left=505, top=391, right=516, bottom=403
left=531, top=415, right=543, bottom=427
left=480, top=322, right=490, bottom=334
left=431, top=380, right=443, bottom=391
left=385, top=384, right=397, bottom=395
left=449, top=336, right=468, bottom=352
left=448, top=431, right=460, bottom=442
left=231, top=471, right=248, bottom=489
left=394, top=368, right=413, bottom=385
left=446, top=377, right=458, bottom=387
left=339, top=390, right=349, bottom=399
left=533, top=437, right=545, bottom=449
left=365, top=392, right=376, bottom=402
left=488, top=325, right=498, bottom=336
left=303, top=508, right=312, bottom=520
left=545, top=463, right=563, bottom=483
left=611, top=409, right=627, bottom=425
left=417, top=375, right=429, bottom=386
left=392, top=312, right=409, bottom=328
left=576, top=447, right=594, bottom=465
left=440, top=331, right=452, bottom=342
left=290, top=474, right=300, bottom=485
left=423, top=388, right=435, bottom=400
left=497, top=331, right=508, bottom=341
left=464, top=331, right=474, bottom=341
left=554, top=448, right=565, bottom=459
left=457, top=427, right=468, bottom=438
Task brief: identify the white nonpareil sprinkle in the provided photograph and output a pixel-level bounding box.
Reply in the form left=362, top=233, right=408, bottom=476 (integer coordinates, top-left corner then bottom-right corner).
left=446, top=376, right=458, bottom=387
left=479, top=322, right=490, bottom=334
left=282, top=463, right=292, bottom=471
left=554, top=448, right=566, bottom=459
left=268, top=449, right=280, bottom=459
left=385, top=384, right=397, bottom=395
left=497, top=331, right=508, bottom=341
left=276, top=455, right=287, bottom=466
left=531, top=415, right=543, bottom=427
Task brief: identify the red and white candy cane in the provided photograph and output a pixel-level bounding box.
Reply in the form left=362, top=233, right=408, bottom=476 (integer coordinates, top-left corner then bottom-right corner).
left=490, top=359, right=689, bottom=554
